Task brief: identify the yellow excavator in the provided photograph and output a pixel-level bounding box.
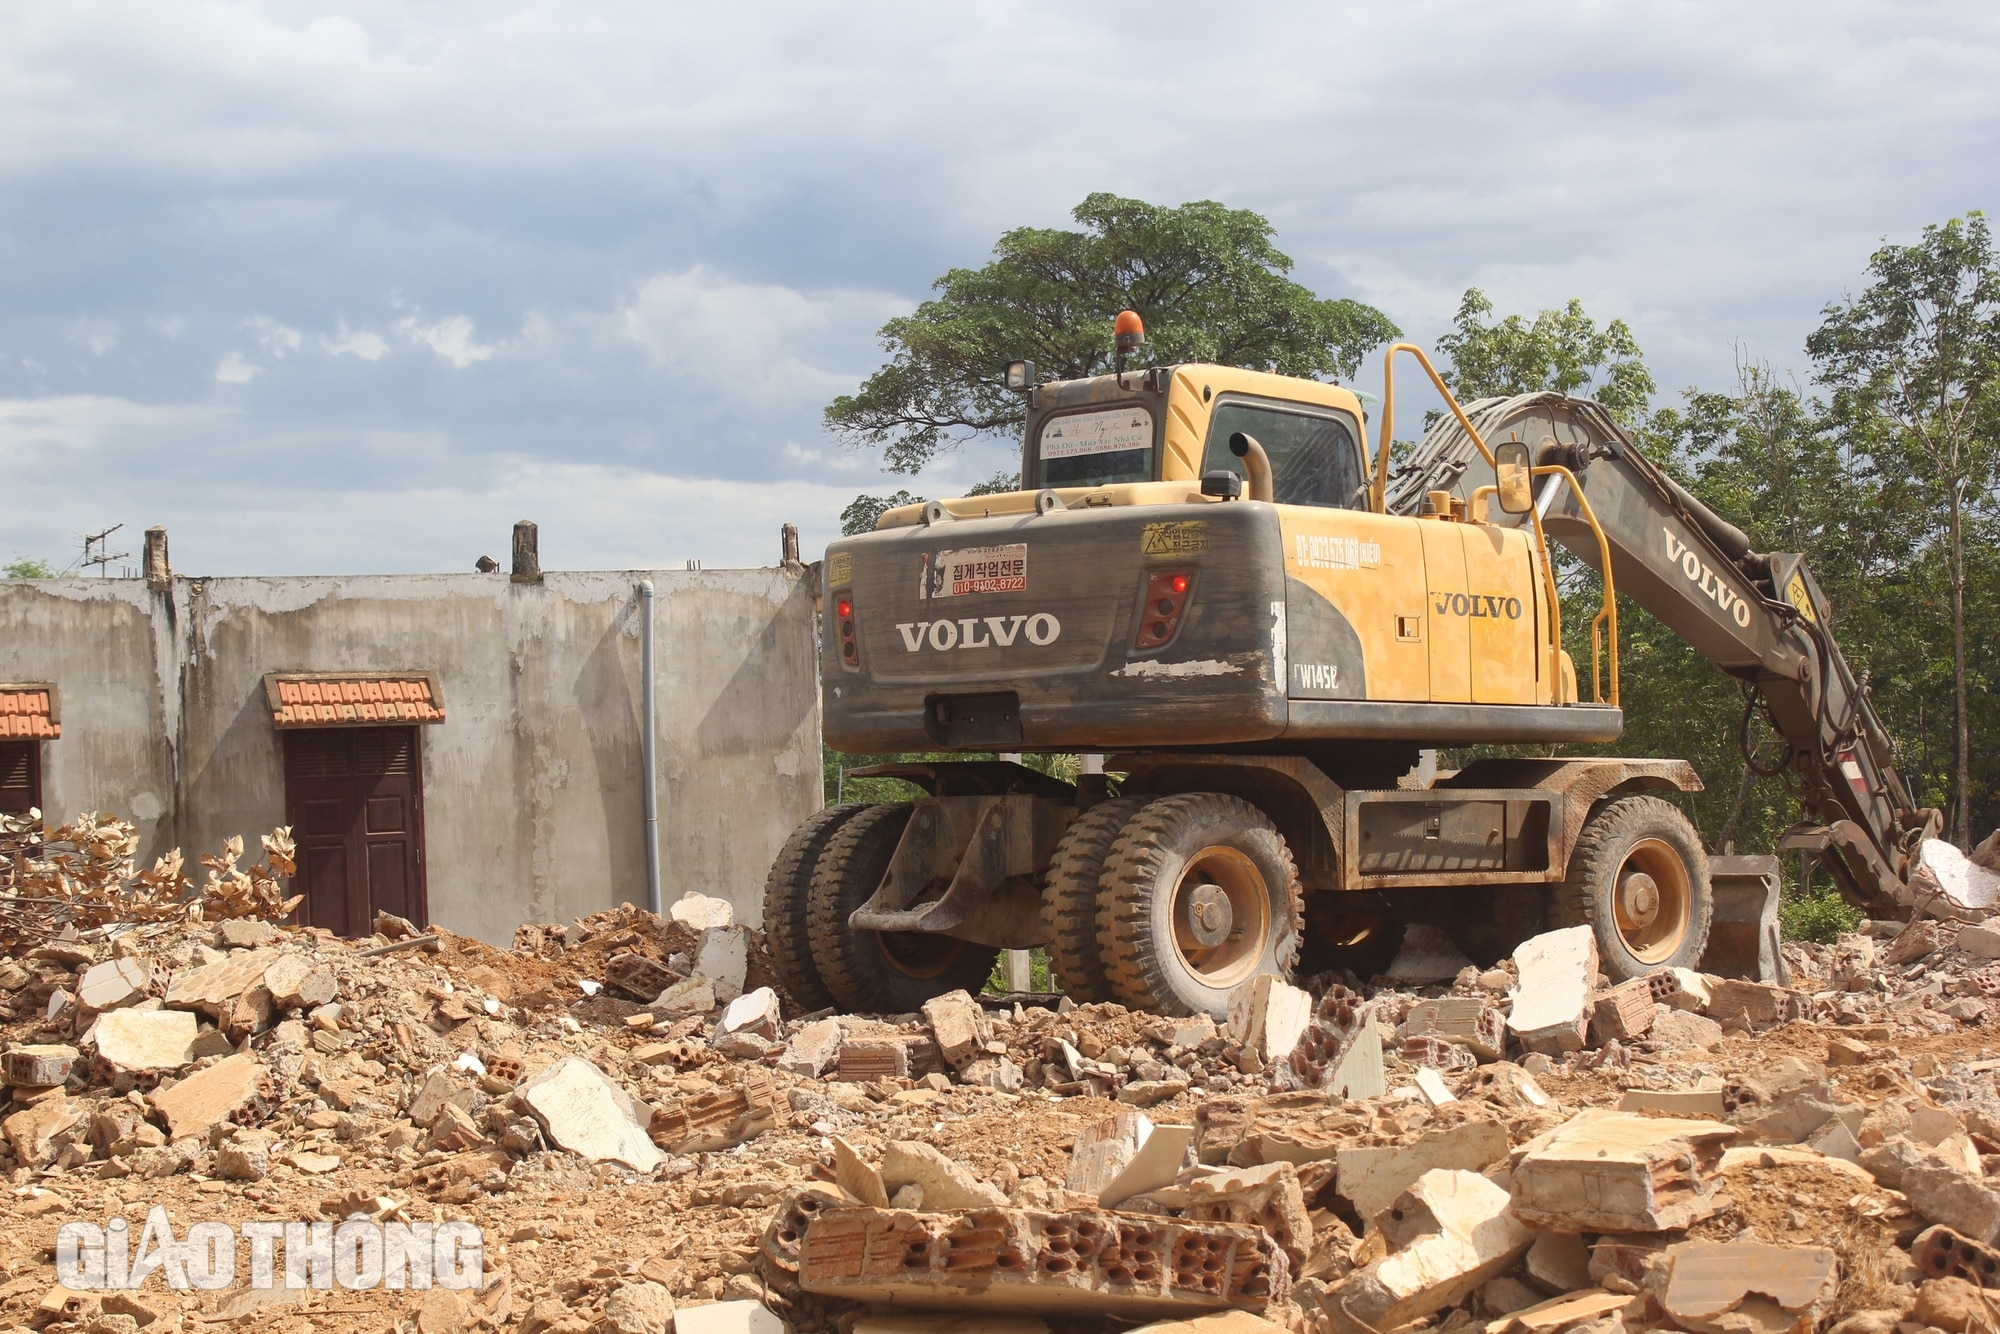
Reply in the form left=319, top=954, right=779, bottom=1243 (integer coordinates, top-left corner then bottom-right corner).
left=765, top=313, right=1939, bottom=1017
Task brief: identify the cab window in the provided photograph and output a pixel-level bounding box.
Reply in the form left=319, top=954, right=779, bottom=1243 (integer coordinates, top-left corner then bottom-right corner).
left=1202, top=400, right=1366, bottom=508
left=1035, top=405, right=1154, bottom=487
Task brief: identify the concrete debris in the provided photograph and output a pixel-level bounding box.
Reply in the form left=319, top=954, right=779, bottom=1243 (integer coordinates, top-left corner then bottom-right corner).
left=1507, top=927, right=1597, bottom=1055
left=832, top=1135, right=889, bottom=1207
left=76, top=956, right=150, bottom=1011
left=1706, top=978, right=1809, bottom=1033
left=88, top=1008, right=196, bottom=1070
left=1587, top=978, right=1655, bottom=1044
left=1525, top=1230, right=1593, bottom=1293
left=1325, top=1168, right=1533, bottom=1332
left=881, top=1140, right=1009, bottom=1209
left=4, top=1042, right=78, bottom=1086
left=676, top=1301, right=784, bottom=1334
left=778, top=1016, right=842, bottom=1076
left=797, top=1205, right=1287, bottom=1316
left=1185, top=1160, right=1314, bottom=1270
left=147, top=1051, right=267, bottom=1140
left=1616, top=1085, right=1726, bottom=1118
left=1227, top=975, right=1313, bottom=1069
left=1486, top=1290, right=1633, bottom=1334
left=670, top=891, right=735, bottom=931
left=922, top=989, right=992, bottom=1070
left=1643, top=965, right=1713, bottom=1011
left=1510, top=1108, right=1735, bottom=1232
left=649, top=1068, right=784, bottom=1155
left=1399, top=997, right=1504, bottom=1061
left=518, top=1057, right=665, bottom=1171
left=717, top=987, right=782, bottom=1040
left=1908, top=836, right=2000, bottom=913
left=1067, top=1110, right=1155, bottom=1197
left=1902, top=1160, right=2000, bottom=1242
left=1652, top=1240, right=1840, bottom=1334
left=838, top=1039, right=911, bottom=1081
left=1336, top=1121, right=1512, bottom=1226
left=1100, top=1122, right=1195, bottom=1209
left=694, top=925, right=751, bottom=1003
left=1284, top=986, right=1383, bottom=1099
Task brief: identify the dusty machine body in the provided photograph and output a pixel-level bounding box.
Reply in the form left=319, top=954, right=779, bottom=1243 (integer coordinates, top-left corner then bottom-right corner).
left=766, top=337, right=1940, bottom=1018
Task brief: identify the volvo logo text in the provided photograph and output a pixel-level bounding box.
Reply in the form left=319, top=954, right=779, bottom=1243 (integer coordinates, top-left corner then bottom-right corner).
left=894, top=614, right=1062, bottom=652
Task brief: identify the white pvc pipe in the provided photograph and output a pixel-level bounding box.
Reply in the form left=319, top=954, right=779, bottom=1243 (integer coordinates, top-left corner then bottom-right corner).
left=639, top=580, right=661, bottom=915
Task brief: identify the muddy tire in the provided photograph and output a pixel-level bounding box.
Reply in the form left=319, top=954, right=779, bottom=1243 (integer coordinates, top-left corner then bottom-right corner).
left=1550, top=794, right=1712, bottom=981
left=1097, top=793, right=1303, bottom=1017
left=1043, top=796, right=1147, bottom=1004
left=806, top=802, right=1000, bottom=1014
left=762, top=802, right=869, bottom=1011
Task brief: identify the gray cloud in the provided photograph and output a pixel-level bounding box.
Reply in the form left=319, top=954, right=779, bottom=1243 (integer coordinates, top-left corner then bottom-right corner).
left=0, top=1, right=1994, bottom=574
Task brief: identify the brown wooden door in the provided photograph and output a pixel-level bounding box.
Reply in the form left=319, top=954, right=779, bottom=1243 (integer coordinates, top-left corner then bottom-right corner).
left=0, top=741, right=40, bottom=816
left=283, top=727, right=427, bottom=938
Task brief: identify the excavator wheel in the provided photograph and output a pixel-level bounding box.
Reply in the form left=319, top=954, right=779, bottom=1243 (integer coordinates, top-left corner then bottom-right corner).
left=1042, top=795, right=1148, bottom=1004
left=761, top=802, right=869, bottom=1012
left=1097, top=793, right=1302, bottom=1018
left=1551, top=794, right=1712, bottom=981
left=806, top=802, right=1000, bottom=1014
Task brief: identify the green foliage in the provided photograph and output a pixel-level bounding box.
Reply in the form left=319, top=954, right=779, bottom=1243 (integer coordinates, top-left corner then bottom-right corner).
left=1780, top=882, right=1864, bottom=944
left=827, top=193, right=1399, bottom=475
left=1435, top=288, right=1656, bottom=421
left=985, top=948, right=1052, bottom=995
left=2, top=557, right=57, bottom=579
left=839, top=490, right=920, bottom=536
left=965, top=470, right=1020, bottom=496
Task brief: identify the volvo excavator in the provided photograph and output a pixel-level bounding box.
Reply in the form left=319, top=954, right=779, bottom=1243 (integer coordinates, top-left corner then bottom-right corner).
left=764, top=315, right=1941, bottom=1018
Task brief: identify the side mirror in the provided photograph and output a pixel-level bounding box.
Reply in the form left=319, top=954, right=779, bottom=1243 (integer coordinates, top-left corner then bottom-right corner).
left=1495, top=441, right=1534, bottom=515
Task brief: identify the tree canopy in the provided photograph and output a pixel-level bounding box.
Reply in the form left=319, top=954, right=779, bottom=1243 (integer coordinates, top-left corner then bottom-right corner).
left=1434, top=288, right=1656, bottom=421
left=826, top=193, right=1399, bottom=475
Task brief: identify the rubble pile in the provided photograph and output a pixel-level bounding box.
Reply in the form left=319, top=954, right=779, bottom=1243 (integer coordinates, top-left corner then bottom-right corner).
left=0, top=875, right=1997, bottom=1334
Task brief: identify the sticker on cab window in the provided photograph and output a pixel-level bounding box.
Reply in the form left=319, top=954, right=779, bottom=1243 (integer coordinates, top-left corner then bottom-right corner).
left=919, top=544, right=1028, bottom=599
left=1040, top=407, right=1151, bottom=460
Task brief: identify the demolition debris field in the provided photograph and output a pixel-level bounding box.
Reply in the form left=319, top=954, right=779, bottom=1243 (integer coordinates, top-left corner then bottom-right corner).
left=4, top=821, right=2000, bottom=1334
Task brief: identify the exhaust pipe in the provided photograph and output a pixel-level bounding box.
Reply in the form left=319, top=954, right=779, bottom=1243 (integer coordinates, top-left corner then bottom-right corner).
left=1229, top=433, right=1274, bottom=503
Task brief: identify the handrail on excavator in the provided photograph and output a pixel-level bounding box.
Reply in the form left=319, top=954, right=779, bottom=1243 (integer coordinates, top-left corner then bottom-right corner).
left=1376, top=343, right=1620, bottom=708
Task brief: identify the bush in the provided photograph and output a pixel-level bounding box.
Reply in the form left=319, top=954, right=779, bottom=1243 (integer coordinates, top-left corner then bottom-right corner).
left=1780, top=885, right=1862, bottom=943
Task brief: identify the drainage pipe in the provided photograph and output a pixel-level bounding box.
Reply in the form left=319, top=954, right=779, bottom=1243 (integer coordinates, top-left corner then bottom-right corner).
left=639, top=580, right=661, bottom=915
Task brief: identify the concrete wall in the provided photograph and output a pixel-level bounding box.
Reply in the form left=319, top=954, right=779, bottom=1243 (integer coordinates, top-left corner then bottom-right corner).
left=0, top=568, right=822, bottom=944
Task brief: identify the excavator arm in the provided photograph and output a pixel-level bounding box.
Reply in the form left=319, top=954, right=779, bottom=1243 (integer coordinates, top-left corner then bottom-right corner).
left=1388, top=389, right=1941, bottom=917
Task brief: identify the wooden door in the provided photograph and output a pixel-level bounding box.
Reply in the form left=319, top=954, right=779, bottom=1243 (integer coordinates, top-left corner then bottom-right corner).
left=283, top=727, right=427, bottom=937
left=0, top=741, right=40, bottom=817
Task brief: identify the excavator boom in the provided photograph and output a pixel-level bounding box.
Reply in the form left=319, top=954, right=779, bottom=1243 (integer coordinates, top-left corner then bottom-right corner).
left=1390, top=391, right=1940, bottom=916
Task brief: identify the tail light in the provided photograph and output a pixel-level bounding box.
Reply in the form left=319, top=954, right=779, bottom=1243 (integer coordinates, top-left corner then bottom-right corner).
left=1134, top=571, right=1193, bottom=650
left=834, top=592, right=860, bottom=670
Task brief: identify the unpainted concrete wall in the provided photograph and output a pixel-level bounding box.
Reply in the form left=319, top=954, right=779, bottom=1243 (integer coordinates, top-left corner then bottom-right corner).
left=0, top=569, right=822, bottom=944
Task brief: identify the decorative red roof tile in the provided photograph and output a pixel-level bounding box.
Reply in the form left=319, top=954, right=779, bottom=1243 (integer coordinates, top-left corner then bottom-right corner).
left=263, top=672, right=445, bottom=728
left=0, top=685, right=59, bottom=739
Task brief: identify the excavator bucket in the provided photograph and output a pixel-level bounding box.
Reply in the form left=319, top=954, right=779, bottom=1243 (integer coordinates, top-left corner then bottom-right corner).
left=1701, top=854, right=1786, bottom=984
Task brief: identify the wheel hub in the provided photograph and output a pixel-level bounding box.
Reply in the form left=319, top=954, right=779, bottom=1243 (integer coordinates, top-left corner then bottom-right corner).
left=1618, top=871, right=1660, bottom=930
left=1185, top=883, right=1233, bottom=947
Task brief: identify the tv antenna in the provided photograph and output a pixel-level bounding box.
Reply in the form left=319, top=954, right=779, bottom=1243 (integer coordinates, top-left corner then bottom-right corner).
left=79, top=525, right=131, bottom=578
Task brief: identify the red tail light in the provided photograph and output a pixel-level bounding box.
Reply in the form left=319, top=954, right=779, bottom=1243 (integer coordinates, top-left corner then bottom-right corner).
left=1134, top=571, right=1194, bottom=649
left=835, top=591, right=860, bottom=669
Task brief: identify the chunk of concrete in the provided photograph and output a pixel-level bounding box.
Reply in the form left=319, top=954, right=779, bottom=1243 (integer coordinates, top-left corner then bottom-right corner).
left=670, top=892, right=735, bottom=931
left=648, top=1069, right=784, bottom=1155
left=1589, top=979, right=1655, bottom=1045
left=675, top=1301, right=783, bottom=1334
left=1099, top=1123, right=1195, bottom=1209
left=601, top=1282, right=676, bottom=1334
left=1067, top=1111, right=1153, bottom=1197
left=148, top=1052, right=266, bottom=1140
left=1286, top=986, right=1383, bottom=1099
left=1336, top=1121, right=1511, bottom=1225
left=694, top=926, right=750, bottom=1003
left=882, top=1141, right=1008, bottom=1209
left=1526, top=1231, right=1594, bottom=1293
left=1400, top=997, right=1504, bottom=1061
left=91, top=1010, right=197, bottom=1071
left=656, top=977, right=717, bottom=1014
left=1413, top=1067, right=1455, bottom=1107
left=1706, top=980, right=1808, bottom=1033
left=1653, top=1240, right=1839, bottom=1334
left=922, top=990, right=991, bottom=1071
left=1185, top=1160, right=1314, bottom=1270
left=1616, top=1086, right=1726, bottom=1119
left=408, top=1070, right=476, bottom=1128
left=262, top=955, right=338, bottom=1010
left=1487, top=1290, right=1634, bottom=1334
left=164, top=948, right=280, bottom=1014
left=3, top=1095, right=82, bottom=1166
left=1510, top=1108, right=1735, bottom=1233
left=1956, top=922, right=2000, bottom=959
left=1328, top=1169, right=1534, bottom=1332
left=1507, top=928, right=1597, bottom=1055
left=1903, top=1162, right=2000, bottom=1243
left=833, top=1136, right=889, bottom=1207
left=215, top=918, right=281, bottom=949
left=716, top=987, right=781, bottom=1041
left=778, top=1018, right=842, bottom=1077
left=1226, top=975, right=1312, bottom=1066
left=78, top=957, right=150, bottom=1011
left=798, top=1205, right=1285, bottom=1316
left=3, top=1044, right=78, bottom=1087
left=518, top=1057, right=665, bottom=1171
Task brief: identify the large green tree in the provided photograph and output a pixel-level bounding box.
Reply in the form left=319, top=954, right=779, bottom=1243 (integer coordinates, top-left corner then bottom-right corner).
left=1806, top=213, right=2000, bottom=846
left=1434, top=288, right=1657, bottom=421
left=827, top=193, right=1399, bottom=477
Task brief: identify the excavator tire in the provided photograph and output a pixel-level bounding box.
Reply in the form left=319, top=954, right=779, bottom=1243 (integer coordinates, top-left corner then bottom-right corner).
left=1043, top=796, right=1148, bottom=1004
left=806, top=802, right=1000, bottom=1014
left=761, top=802, right=869, bottom=1011
left=1097, top=793, right=1302, bottom=1018
left=1551, top=794, right=1712, bottom=981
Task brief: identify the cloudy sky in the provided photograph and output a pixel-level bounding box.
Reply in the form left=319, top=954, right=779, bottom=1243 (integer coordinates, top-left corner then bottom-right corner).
left=2, top=2, right=1995, bottom=576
